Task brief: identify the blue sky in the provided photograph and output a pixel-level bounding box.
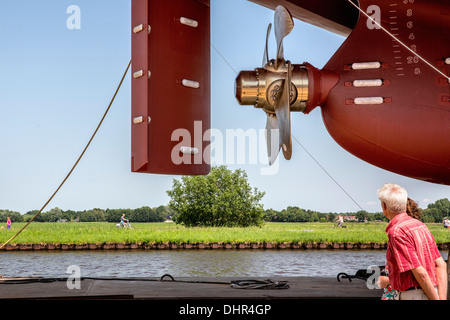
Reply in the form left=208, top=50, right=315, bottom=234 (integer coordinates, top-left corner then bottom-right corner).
left=0, top=0, right=449, bottom=215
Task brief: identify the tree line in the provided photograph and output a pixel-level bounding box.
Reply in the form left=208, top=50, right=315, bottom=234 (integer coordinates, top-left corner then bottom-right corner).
left=264, top=198, right=450, bottom=223
left=264, top=208, right=383, bottom=223
left=0, top=199, right=448, bottom=225
left=0, top=206, right=174, bottom=223
left=421, top=198, right=450, bottom=223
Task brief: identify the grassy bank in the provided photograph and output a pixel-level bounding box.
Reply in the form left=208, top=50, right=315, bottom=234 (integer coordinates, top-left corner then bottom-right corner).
left=1, top=222, right=448, bottom=246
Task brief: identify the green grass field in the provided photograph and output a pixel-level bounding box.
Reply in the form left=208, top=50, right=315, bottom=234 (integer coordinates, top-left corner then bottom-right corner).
left=1, top=222, right=449, bottom=245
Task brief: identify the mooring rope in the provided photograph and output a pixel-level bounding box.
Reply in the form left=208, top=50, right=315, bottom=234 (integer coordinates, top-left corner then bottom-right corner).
left=0, top=274, right=281, bottom=289
left=230, top=279, right=289, bottom=289
left=0, top=60, right=131, bottom=250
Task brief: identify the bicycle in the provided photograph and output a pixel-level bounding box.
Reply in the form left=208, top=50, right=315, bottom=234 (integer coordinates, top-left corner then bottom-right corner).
left=116, top=221, right=133, bottom=229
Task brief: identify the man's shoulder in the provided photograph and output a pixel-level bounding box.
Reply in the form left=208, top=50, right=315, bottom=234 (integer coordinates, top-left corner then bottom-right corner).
left=389, top=215, right=424, bottom=236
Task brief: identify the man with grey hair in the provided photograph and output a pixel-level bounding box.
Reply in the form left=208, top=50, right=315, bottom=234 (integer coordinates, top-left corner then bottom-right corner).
left=377, top=183, right=447, bottom=300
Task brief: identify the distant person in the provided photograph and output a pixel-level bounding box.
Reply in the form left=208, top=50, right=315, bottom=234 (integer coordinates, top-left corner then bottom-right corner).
left=444, top=218, right=450, bottom=229
left=337, top=215, right=344, bottom=228
left=377, top=183, right=447, bottom=300
left=6, top=217, right=11, bottom=230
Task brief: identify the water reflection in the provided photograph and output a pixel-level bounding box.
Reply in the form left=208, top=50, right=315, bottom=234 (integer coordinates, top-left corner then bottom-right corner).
left=0, top=250, right=447, bottom=279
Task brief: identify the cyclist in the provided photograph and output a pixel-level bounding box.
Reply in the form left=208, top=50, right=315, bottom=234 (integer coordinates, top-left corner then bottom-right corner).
left=120, top=214, right=129, bottom=227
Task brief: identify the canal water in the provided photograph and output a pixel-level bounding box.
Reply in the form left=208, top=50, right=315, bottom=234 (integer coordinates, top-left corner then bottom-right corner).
left=0, top=250, right=447, bottom=279
left=2, top=249, right=447, bottom=279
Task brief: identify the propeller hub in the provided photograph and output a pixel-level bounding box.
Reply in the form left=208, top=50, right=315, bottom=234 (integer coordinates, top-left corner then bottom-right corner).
left=235, top=64, right=308, bottom=113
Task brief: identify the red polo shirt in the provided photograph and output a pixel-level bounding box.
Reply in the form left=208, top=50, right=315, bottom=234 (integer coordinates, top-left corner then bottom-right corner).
left=385, top=212, right=441, bottom=292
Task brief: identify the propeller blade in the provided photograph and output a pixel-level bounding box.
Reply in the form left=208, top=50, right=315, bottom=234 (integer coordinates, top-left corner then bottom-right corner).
left=265, top=113, right=281, bottom=165
left=262, top=23, right=272, bottom=67
left=273, top=61, right=292, bottom=160
left=274, top=5, right=294, bottom=69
